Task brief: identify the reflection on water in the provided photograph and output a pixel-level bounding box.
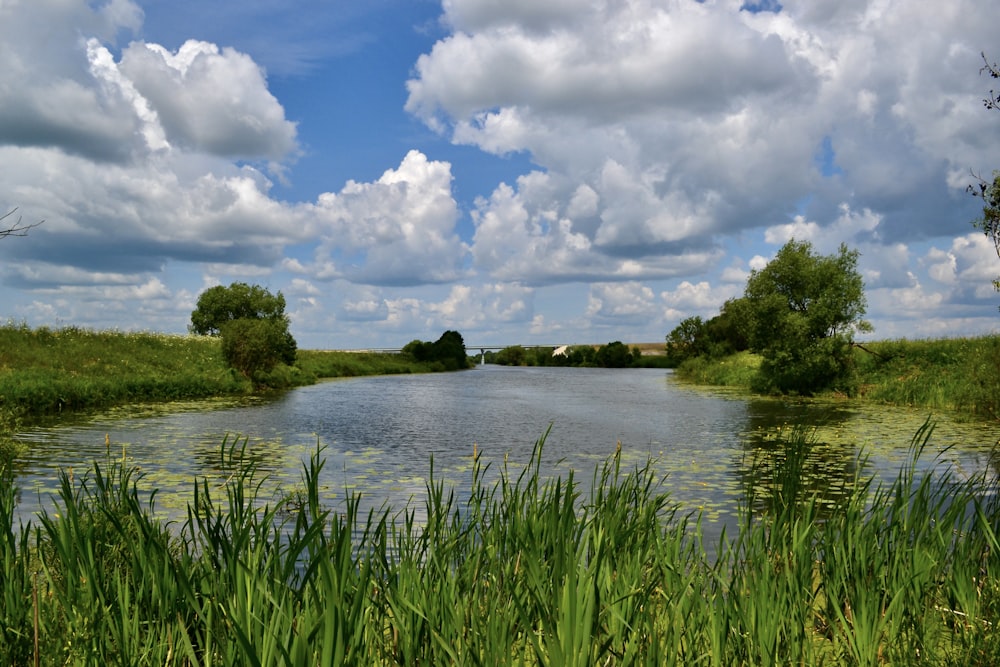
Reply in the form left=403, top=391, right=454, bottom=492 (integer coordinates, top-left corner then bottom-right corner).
left=11, top=367, right=1000, bottom=541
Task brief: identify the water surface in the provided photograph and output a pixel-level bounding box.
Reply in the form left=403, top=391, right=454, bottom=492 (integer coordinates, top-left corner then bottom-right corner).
left=12, top=366, right=1000, bottom=536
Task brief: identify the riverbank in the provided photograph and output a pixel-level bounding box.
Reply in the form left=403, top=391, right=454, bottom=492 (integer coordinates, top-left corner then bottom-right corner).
left=674, top=334, right=1000, bottom=421
left=0, top=324, right=447, bottom=425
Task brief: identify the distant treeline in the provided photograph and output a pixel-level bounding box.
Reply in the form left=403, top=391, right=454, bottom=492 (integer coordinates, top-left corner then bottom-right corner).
left=481, top=342, right=670, bottom=368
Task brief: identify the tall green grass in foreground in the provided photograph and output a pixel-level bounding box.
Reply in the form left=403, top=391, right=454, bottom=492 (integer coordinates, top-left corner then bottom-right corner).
left=2, top=424, right=999, bottom=665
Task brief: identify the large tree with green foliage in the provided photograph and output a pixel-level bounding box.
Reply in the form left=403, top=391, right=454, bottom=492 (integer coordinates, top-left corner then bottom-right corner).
left=741, top=240, right=869, bottom=394
left=191, top=282, right=296, bottom=378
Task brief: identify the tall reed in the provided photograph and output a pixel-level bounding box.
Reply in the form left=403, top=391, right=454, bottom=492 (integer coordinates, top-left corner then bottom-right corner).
left=1, top=422, right=998, bottom=664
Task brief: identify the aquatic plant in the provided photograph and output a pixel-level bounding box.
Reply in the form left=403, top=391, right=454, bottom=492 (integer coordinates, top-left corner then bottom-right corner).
left=0, top=423, right=997, bottom=664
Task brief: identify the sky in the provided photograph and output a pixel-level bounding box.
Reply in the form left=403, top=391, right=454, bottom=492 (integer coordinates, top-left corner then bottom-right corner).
left=1, top=0, right=999, bottom=350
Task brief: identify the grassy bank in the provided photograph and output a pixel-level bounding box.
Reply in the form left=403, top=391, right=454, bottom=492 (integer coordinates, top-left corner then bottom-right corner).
left=0, top=324, right=245, bottom=420
left=1, top=425, right=997, bottom=664
left=0, top=324, right=452, bottom=423
left=852, top=336, right=1000, bottom=418
left=675, top=335, right=1000, bottom=420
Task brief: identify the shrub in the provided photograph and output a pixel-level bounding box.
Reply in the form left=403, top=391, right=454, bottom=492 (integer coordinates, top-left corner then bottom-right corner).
left=219, top=318, right=294, bottom=382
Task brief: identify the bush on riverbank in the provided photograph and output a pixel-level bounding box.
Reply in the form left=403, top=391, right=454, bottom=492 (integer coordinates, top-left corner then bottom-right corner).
left=1, top=424, right=998, bottom=664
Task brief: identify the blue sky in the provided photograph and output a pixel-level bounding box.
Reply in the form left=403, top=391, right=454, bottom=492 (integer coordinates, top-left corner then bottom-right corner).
left=0, top=0, right=999, bottom=349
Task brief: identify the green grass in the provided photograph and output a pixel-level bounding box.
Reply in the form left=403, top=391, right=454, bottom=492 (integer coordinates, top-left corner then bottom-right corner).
left=2, top=424, right=998, bottom=664
left=675, top=336, right=1000, bottom=420
left=676, top=350, right=762, bottom=386
left=295, top=349, right=444, bottom=378
left=0, top=324, right=247, bottom=418
left=852, top=336, right=1000, bottom=419
left=0, top=324, right=457, bottom=422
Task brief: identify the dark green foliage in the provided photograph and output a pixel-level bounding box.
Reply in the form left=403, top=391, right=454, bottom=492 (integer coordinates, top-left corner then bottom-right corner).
left=491, top=343, right=646, bottom=368
left=666, top=301, right=749, bottom=367
left=401, top=330, right=470, bottom=370
left=706, top=298, right=750, bottom=356
left=670, top=241, right=867, bottom=394
left=742, top=240, right=868, bottom=395
left=666, top=316, right=707, bottom=365
left=563, top=345, right=597, bottom=366
left=219, top=318, right=295, bottom=381
left=432, top=330, right=469, bottom=370
left=401, top=339, right=432, bottom=361
left=594, top=341, right=634, bottom=367
left=493, top=344, right=526, bottom=365
left=190, top=282, right=289, bottom=336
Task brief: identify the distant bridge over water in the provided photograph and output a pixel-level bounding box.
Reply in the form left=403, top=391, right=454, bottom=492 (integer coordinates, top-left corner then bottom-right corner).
left=341, top=344, right=572, bottom=363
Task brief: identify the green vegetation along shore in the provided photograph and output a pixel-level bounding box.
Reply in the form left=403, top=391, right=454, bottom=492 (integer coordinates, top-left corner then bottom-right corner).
left=0, top=323, right=457, bottom=424
left=1, top=425, right=997, bottom=664
left=2, top=321, right=998, bottom=425
left=675, top=335, right=1000, bottom=421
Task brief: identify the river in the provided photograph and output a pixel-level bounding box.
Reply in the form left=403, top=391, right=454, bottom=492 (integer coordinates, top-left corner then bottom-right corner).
left=10, top=366, right=1000, bottom=538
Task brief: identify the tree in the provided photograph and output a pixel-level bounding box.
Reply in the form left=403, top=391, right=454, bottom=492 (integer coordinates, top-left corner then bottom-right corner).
left=401, top=331, right=470, bottom=370
left=741, top=240, right=869, bottom=394
left=190, top=282, right=289, bottom=336
left=494, top=345, right=526, bottom=366
left=968, top=52, right=1000, bottom=296
left=704, top=299, right=750, bottom=356
left=0, top=208, right=42, bottom=238
left=666, top=316, right=707, bottom=365
left=431, top=330, right=469, bottom=370
left=665, top=300, right=750, bottom=366
left=401, top=339, right=433, bottom=361
left=595, top=341, right=634, bottom=368
left=191, top=282, right=297, bottom=375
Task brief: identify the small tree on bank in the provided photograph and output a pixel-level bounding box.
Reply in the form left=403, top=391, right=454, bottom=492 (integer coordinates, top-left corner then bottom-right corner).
left=741, top=240, right=869, bottom=395
left=401, top=330, right=470, bottom=371
left=190, top=282, right=297, bottom=380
